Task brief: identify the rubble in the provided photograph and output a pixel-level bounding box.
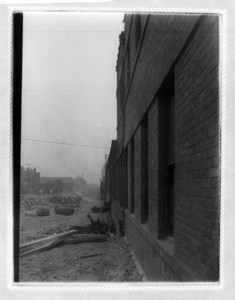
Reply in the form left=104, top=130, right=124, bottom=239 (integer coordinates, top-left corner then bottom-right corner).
left=20, top=194, right=49, bottom=211
left=49, top=194, right=81, bottom=206
left=55, top=206, right=74, bottom=216
left=91, top=202, right=110, bottom=213
left=36, top=208, right=50, bottom=216
left=101, top=201, right=110, bottom=212
left=91, top=206, right=100, bottom=213
left=69, top=214, right=115, bottom=235
left=19, top=193, right=142, bottom=282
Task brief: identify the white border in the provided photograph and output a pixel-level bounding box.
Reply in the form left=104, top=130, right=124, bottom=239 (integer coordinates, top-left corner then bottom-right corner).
left=6, top=4, right=226, bottom=293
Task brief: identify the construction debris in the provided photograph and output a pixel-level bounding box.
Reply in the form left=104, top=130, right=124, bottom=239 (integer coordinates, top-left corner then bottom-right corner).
left=86, top=214, right=115, bottom=235
left=20, top=230, right=77, bottom=257
left=91, top=206, right=100, bottom=213
left=20, top=230, right=108, bottom=257
left=101, top=201, right=110, bottom=212
left=19, top=194, right=141, bottom=282
left=90, top=202, right=110, bottom=213
left=55, top=206, right=74, bottom=216
left=20, top=195, right=49, bottom=211
left=49, top=194, right=81, bottom=206
left=69, top=214, right=115, bottom=235
left=36, top=208, right=50, bottom=216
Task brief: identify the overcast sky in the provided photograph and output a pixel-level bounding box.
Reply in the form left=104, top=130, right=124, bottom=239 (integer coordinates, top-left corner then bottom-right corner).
left=21, top=12, right=124, bottom=184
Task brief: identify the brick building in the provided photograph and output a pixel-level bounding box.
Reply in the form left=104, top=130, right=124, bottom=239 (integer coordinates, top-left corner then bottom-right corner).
left=20, top=166, right=40, bottom=193
left=105, top=14, right=220, bottom=281
left=40, top=177, right=74, bottom=193
left=74, top=175, right=87, bottom=193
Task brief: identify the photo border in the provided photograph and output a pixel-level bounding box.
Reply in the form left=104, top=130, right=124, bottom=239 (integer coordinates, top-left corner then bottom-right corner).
left=4, top=2, right=228, bottom=296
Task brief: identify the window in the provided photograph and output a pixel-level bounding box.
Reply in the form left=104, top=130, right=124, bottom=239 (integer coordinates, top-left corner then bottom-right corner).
left=124, top=148, right=128, bottom=209
left=120, top=156, right=123, bottom=206
left=130, top=136, right=135, bottom=214
left=126, top=39, right=130, bottom=85
left=158, top=69, right=175, bottom=237
left=135, top=14, right=141, bottom=53
left=117, top=158, right=121, bottom=205
left=166, top=91, right=175, bottom=236
left=141, top=113, right=149, bottom=224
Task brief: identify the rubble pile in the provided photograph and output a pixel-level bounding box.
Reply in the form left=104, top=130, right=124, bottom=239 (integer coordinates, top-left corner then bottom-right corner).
left=55, top=206, right=74, bottom=216
left=91, top=201, right=110, bottom=214
left=19, top=193, right=143, bottom=282
left=20, top=195, right=49, bottom=212
left=49, top=194, right=82, bottom=206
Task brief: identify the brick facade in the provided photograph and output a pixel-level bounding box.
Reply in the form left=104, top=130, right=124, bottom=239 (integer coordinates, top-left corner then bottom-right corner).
left=105, top=14, right=220, bottom=281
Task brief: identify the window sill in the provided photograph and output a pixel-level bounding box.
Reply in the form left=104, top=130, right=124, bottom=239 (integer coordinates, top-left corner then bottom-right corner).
left=125, top=213, right=175, bottom=257
left=158, top=236, right=175, bottom=257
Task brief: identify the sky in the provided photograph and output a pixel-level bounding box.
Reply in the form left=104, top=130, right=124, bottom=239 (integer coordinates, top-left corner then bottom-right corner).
left=21, top=12, right=124, bottom=184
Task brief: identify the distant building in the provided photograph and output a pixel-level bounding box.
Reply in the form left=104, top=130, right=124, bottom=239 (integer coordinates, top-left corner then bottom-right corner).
left=40, top=177, right=74, bottom=193
left=105, top=14, right=220, bottom=281
left=74, top=175, right=87, bottom=192
left=20, top=166, right=40, bottom=193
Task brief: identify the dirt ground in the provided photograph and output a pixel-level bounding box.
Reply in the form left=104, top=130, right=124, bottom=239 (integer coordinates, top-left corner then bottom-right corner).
left=19, top=193, right=143, bottom=282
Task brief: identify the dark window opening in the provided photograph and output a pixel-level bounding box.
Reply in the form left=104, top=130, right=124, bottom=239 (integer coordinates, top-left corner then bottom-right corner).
left=166, top=84, right=175, bottom=236
left=126, top=39, right=130, bottom=85
left=120, top=156, right=123, bottom=206
left=135, top=14, right=141, bottom=53
left=158, top=68, right=175, bottom=237
left=141, top=113, right=149, bottom=224
left=124, top=148, right=128, bottom=209
left=117, top=158, right=121, bottom=205
left=167, top=164, right=175, bottom=235
left=121, top=74, right=124, bottom=110
left=130, top=136, right=135, bottom=214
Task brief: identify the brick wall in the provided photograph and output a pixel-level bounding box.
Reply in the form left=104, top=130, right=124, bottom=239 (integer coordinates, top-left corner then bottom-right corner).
left=109, top=14, right=219, bottom=281
left=134, top=126, right=141, bottom=223
left=124, top=14, right=199, bottom=145
left=174, top=15, right=219, bottom=280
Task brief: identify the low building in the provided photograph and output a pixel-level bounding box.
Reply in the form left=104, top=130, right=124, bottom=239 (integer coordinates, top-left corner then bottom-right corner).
left=40, top=177, right=74, bottom=193
left=74, top=175, right=87, bottom=193
left=20, top=166, right=40, bottom=193
left=105, top=14, right=220, bottom=281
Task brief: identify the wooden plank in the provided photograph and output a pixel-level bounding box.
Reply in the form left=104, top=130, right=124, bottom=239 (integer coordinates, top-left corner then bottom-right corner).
left=20, top=232, right=75, bottom=257
left=19, top=233, right=108, bottom=257
left=20, top=230, right=77, bottom=249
